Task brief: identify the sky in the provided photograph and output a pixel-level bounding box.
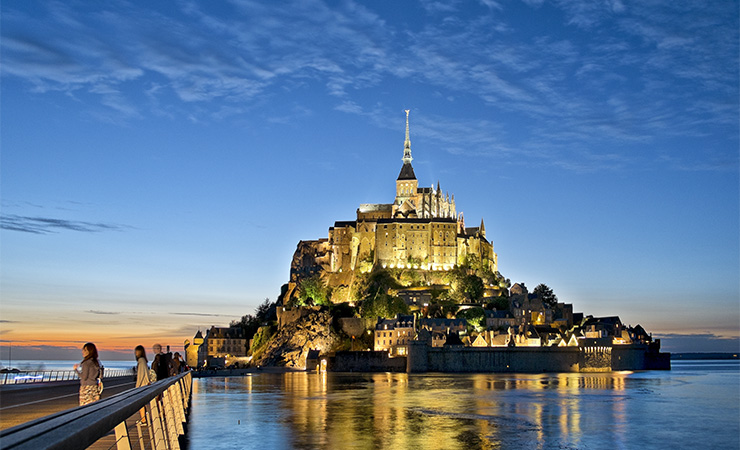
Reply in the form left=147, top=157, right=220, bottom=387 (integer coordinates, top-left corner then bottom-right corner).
left=1, top=0, right=738, bottom=361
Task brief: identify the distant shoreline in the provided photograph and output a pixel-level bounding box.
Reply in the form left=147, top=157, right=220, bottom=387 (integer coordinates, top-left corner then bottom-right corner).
left=671, top=353, right=738, bottom=360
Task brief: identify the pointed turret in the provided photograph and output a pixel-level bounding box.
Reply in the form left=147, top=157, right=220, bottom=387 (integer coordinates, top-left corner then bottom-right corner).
left=395, top=110, right=419, bottom=212
left=402, top=109, right=412, bottom=164
left=397, top=109, right=416, bottom=181
left=480, top=218, right=486, bottom=238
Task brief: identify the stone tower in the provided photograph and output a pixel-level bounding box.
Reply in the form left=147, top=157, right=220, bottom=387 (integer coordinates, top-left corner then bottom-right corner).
left=395, top=110, right=418, bottom=213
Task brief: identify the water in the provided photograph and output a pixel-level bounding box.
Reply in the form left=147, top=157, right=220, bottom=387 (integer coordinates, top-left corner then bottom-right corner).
left=187, top=361, right=740, bottom=450
left=2, top=360, right=137, bottom=372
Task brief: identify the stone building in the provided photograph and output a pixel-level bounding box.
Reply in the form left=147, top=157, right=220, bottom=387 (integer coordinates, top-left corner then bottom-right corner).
left=183, top=330, right=204, bottom=368
left=288, top=111, right=498, bottom=296
left=196, top=326, right=247, bottom=367
left=374, top=315, right=415, bottom=356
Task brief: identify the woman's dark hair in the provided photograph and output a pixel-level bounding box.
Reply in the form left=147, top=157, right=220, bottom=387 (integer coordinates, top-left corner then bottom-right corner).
left=135, top=345, right=147, bottom=362
left=82, top=342, right=100, bottom=366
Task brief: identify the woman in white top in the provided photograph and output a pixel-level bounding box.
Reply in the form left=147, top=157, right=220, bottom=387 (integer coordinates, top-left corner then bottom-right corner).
left=134, top=345, right=150, bottom=424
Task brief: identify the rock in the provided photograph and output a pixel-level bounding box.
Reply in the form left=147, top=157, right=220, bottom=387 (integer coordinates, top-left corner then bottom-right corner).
left=253, top=310, right=338, bottom=369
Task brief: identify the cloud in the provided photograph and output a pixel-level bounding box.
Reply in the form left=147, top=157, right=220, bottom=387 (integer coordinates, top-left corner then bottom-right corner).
left=655, top=333, right=740, bottom=353
left=170, top=312, right=234, bottom=317
left=0, top=215, right=131, bottom=234
left=1, top=0, right=736, bottom=172
left=86, top=310, right=121, bottom=315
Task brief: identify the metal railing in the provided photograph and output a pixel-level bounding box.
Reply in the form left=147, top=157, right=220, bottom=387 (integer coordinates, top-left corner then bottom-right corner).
left=0, top=371, right=192, bottom=450
left=1, top=368, right=135, bottom=385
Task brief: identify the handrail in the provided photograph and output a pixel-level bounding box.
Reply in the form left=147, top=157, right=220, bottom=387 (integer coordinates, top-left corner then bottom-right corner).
left=1, top=369, right=135, bottom=385
left=0, top=371, right=192, bottom=450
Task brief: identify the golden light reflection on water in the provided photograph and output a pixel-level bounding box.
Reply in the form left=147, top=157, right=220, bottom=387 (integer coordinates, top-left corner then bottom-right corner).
left=192, top=370, right=638, bottom=449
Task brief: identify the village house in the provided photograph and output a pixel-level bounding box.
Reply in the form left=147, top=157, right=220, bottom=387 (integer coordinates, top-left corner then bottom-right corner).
left=196, top=326, right=247, bottom=367
left=374, top=315, right=415, bottom=356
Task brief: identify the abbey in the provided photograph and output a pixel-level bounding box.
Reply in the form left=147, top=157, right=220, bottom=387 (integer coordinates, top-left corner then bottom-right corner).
left=290, top=111, right=497, bottom=287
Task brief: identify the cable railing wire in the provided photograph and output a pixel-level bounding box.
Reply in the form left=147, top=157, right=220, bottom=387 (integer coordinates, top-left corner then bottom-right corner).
left=0, top=368, right=135, bottom=385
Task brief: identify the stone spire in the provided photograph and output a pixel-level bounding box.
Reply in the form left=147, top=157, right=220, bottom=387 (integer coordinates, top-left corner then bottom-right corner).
left=402, top=109, right=412, bottom=164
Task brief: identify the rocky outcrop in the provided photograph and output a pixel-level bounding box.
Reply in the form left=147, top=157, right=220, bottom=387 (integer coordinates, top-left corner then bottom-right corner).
left=253, top=310, right=337, bottom=368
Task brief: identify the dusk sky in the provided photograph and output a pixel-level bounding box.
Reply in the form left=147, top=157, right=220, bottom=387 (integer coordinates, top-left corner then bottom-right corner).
left=1, top=0, right=737, bottom=360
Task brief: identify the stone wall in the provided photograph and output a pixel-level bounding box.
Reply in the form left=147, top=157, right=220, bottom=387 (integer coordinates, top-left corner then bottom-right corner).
left=408, top=342, right=669, bottom=373
left=612, top=344, right=671, bottom=370
left=277, top=306, right=321, bottom=329
left=328, top=343, right=669, bottom=373
left=331, top=351, right=407, bottom=372
left=413, top=345, right=582, bottom=373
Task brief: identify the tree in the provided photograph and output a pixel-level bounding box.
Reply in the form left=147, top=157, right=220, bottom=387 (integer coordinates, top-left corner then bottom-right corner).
left=360, top=293, right=409, bottom=320
left=255, top=298, right=275, bottom=322
left=533, top=284, right=558, bottom=307
left=230, top=298, right=276, bottom=341
left=457, top=306, right=486, bottom=332
left=297, top=275, right=331, bottom=306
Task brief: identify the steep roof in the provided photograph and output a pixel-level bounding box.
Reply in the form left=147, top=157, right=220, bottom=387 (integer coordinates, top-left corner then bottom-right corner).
left=397, top=162, right=416, bottom=180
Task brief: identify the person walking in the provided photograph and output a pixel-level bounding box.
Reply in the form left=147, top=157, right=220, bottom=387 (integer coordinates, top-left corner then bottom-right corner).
left=73, top=342, right=103, bottom=406
left=135, top=345, right=150, bottom=388
left=134, top=345, right=150, bottom=424
left=151, top=343, right=171, bottom=381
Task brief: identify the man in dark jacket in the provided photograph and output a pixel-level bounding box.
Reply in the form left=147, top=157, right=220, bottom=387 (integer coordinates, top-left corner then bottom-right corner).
left=151, top=343, right=171, bottom=381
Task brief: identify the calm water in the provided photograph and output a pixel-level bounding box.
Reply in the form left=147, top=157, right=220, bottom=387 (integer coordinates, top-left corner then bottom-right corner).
left=3, top=360, right=136, bottom=371
left=188, top=361, right=740, bottom=450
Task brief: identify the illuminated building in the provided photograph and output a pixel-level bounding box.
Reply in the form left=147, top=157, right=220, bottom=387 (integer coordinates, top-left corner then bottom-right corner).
left=374, top=315, right=415, bottom=356
left=289, top=111, right=497, bottom=296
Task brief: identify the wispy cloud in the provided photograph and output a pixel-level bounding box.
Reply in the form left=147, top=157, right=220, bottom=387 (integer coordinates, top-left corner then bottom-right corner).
left=170, top=312, right=234, bottom=317
left=0, top=215, right=131, bottom=234
left=655, top=332, right=740, bottom=353
left=1, top=0, right=736, bottom=171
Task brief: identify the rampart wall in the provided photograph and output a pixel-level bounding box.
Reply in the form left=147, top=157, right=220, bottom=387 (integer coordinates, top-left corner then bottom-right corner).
left=331, top=351, right=407, bottom=372
left=328, top=343, right=669, bottom=373
left=408, top=342, right=582, bottom=373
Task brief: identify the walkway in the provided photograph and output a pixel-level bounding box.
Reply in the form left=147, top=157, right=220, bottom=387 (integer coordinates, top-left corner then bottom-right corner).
left=0, top=377, right=135, bottom=431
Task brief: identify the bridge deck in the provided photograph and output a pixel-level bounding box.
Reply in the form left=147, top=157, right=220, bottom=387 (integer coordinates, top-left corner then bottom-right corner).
left=0, top=377, right=136, bottom=431
left=0, top=373, right=191, bottom=449
left=1, top=378, right=156, bottom=449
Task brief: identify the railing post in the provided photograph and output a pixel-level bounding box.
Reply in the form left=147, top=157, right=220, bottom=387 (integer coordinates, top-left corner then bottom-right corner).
left=135, top=419, right=146, bottom=450
left=114, top=421, right=132, bottom=450
left=171, top=383, right=186, bottom=431
left=149, top=397, right=167, bottom=450
left=162, top=389, right=181, bottom=449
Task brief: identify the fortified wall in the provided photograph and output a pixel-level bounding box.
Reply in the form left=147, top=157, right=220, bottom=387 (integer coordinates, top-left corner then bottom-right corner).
left=328, top=342, right=669, bottom=373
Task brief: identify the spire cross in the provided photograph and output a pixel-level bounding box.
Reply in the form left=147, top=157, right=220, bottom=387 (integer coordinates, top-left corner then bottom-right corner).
left=403, top=110, right=412, bottom=163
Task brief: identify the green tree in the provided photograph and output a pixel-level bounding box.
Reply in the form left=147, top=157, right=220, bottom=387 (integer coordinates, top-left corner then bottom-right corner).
left=230, top=298, right=276, bottom=341
left=297, top=274, right=331, bottom=306
left=360, top=293, right=409, bottom=319
left=533, top=284, right=558, bottom=307
left=457, top=306, right=486, bottom=332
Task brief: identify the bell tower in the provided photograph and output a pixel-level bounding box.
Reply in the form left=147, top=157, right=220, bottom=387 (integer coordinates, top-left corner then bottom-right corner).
left=395, top=110, right=418, bottom=208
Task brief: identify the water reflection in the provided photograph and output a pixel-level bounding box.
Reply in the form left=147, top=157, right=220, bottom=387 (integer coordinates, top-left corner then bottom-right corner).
left=188, top=365, right=739, bottom=450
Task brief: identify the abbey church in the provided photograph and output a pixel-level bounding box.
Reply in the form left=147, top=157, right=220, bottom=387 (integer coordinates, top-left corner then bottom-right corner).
left=289, top=111, right=497, bottom=292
